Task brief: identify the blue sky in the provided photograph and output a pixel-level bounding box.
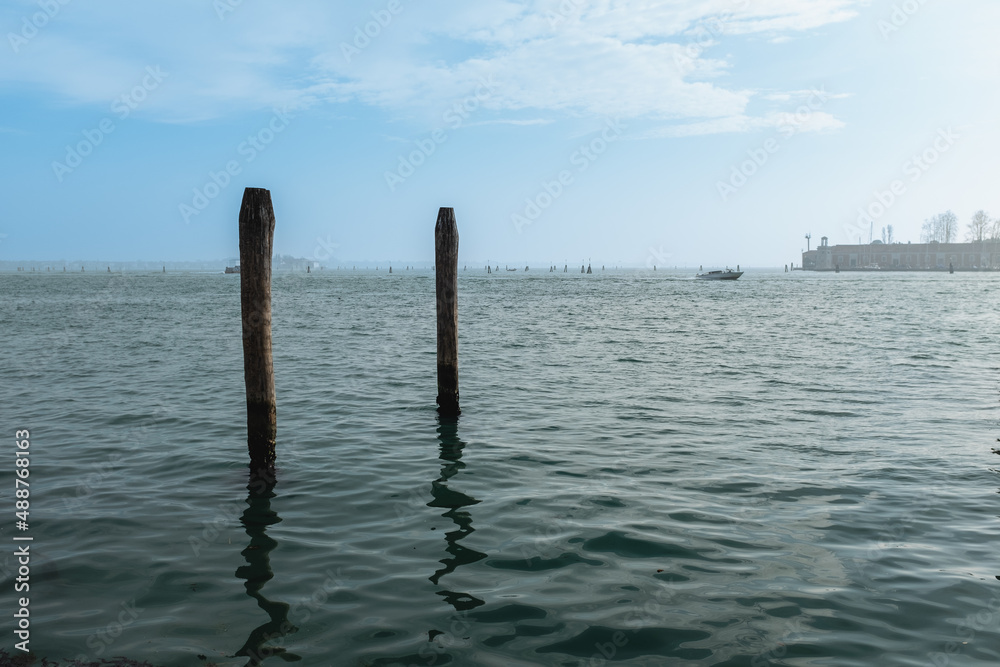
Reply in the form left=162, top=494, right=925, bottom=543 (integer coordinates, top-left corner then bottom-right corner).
left=1, top=0, right=997, bottom=266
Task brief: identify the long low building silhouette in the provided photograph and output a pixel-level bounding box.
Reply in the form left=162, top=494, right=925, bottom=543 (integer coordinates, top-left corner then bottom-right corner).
left=802, top=236, right=1000, bottom=271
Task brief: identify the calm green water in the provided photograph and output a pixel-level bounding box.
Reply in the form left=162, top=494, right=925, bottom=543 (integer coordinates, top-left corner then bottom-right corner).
left=1, top=270, right=998, bottom=666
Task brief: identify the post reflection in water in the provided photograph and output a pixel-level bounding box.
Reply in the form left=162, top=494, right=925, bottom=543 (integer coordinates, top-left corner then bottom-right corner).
left=429, top=416, right=487, bottom=611
left=234, top=469, right=301, bottom=665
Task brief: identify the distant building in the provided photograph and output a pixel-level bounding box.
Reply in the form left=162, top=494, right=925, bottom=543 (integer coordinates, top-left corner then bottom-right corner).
left=802, top=236, right=1000, bottom=270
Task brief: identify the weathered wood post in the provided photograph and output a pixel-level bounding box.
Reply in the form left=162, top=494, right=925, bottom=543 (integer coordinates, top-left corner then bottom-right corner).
left=239, top=187, right=277, bottom=468
left=435, top=207, right=460, bottom=416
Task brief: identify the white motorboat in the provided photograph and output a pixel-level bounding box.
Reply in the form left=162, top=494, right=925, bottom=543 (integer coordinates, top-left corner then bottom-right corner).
left=696, top=269, right=743, bottom=281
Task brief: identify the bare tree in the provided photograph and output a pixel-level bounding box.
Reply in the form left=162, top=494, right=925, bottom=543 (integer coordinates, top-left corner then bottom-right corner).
left=921, top=216, right=940, bottom=242
left=966, top=210, right=992, bottom=242
left=887, top=224, right=894, bottom=244
left=922, top=211, right=958, bottom=243
left=942, top=210, right=957, bottom=242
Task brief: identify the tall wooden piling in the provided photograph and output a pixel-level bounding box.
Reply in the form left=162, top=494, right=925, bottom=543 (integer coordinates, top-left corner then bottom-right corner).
left=239, top=187, right=277, bottom=467
left=435, top=208, right=460, bottom=417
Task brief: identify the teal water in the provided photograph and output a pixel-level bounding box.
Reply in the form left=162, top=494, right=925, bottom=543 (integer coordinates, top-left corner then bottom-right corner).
left=1, top=270, right=998, bottom=666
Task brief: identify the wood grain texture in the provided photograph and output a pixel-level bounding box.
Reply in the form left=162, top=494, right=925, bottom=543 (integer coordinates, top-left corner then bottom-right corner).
left=435, top=207, right=460, bottom=416
left=239, top=187, right=277, bottom=467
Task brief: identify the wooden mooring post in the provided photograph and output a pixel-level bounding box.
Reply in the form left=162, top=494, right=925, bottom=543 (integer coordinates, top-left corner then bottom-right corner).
left=239, top=187, right=277, bottom=468
left=435, top=208, right=460, bottom=416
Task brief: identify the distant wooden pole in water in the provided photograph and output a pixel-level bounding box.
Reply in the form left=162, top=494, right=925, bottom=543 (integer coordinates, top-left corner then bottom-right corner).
left=239, top=187, right=277, bottom=468
left=435, top=207, right=460, bottom=417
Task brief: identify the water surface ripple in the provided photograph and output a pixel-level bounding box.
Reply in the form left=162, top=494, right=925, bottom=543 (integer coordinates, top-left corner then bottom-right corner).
left=1, top=270, right=998, bottom=666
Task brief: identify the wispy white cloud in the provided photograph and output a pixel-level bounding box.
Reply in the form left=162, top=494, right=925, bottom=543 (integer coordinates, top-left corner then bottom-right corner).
left=466, top=118, right=554, bottom=126
left=308, top=1, right=868, bottom=131
left=762, top=89, right=853, bottom=103
left=0, top=0, right=865, bottom=133
left=644, top=110, right=846, bottom=138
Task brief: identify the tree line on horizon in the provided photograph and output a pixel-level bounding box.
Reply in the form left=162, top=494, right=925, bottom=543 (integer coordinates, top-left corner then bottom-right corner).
left=916, top=210, right=999, bottom=244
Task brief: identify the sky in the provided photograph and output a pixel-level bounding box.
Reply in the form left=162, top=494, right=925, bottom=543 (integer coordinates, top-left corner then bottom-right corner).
left=1, top=0, right=998, bottom=267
